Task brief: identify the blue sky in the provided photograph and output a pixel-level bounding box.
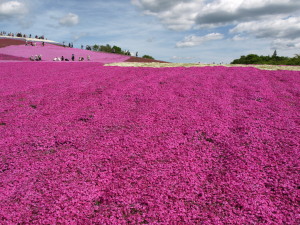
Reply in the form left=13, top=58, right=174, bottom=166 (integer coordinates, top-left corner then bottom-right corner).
left=1, top=0, right=300, bottom=63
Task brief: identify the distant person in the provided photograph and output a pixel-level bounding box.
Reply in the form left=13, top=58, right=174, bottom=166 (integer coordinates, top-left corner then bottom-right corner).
left=42, top=42, right=45, bottom=46
left=61, top=56, right=64, bottom=61
left=72, top=54, right=75, bottom=61
left=136, top=52, right=138, bottom=57
left=87, top=55, right=90, bottom=61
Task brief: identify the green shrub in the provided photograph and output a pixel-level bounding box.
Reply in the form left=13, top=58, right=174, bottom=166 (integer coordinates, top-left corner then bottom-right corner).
left=142, top=55, right=154, bottom=60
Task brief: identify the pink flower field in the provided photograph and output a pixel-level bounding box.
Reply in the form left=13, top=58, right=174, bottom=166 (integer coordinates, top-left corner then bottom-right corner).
left=0, top=42, right=130, bottom=63
left=0, top=61, right=299, bottom=224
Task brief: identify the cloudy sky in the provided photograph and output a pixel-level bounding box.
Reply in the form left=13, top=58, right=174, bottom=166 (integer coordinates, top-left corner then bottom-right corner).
left=1, top=0, right=300, bottom=63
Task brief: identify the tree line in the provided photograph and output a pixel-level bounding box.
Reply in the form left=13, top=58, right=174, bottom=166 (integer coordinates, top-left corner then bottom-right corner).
left=86, top=44, right=154, bottom=60
left=231, top=50, right=300, bottom=65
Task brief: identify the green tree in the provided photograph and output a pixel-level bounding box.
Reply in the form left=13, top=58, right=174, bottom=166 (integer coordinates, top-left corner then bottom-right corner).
left=272, top=50, right=277, bottom=58
left=99, top=44, right=112, bottom=53
left=142, top=55, right=154, bottom=60
left=231, top=52, right=300, bottom=65
left=92, top=44, right=99, bottom=51
left=112, top=45, right=123, bottom=54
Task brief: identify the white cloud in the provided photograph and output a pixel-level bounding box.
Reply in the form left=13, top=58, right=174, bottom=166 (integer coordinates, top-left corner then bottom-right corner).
left=0, top=1, right=27, bottom=18
left=72, top=32, right=88, bottom=42
left=59, top=13, right=79, bottom=26
left=171, top=56, right=197, bottom=60
left=131, top=0, right=191, bottom=13
left=195, top=0, right=300, bottom=26
left=230, top=16, right=300, bottom=40
left=132, top=0, right=300, bottom=32
left=146, top=37, right=155, bottom=42
left=271, top=38, right=300, bottom=50
left=232, top=34, right=247, bottom=41
left=176, top=33, right=224, bottom=48
left=132, top=0, right=200, bottom=31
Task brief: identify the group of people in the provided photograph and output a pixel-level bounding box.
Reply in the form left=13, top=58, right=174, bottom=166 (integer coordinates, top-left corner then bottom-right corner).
left=25, top=41, right=46, bottom=46
left=53, top=57, right=69, bottom=61
left=63, top=42, right=73, bottom=48
left=30, top=55, right=42, bottom=61
left=0, top=31, right=16, bottom=37
left=29, top=54, right=92, bottom=62
left=53, top=54, right=91, bottom=62
left=0, top=31, right=46, bottom=40
left=25, top=41, right=36, bottom=46
left=79, top=55, right=91, bottom=61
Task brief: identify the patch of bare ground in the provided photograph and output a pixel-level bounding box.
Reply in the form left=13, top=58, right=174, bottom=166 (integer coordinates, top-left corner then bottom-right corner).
left=0, top=39, right=26, bottom=48
left=0, top=53, right=28, bottom=61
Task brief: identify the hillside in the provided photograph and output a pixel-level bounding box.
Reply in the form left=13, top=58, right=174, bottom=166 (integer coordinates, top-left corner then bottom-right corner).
left=0, top=38, right=166, bottom=63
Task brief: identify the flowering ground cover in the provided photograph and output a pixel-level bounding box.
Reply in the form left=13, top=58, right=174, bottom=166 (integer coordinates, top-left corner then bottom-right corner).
left=0, top=42, right=130, bottom=63
left=0, top=62, right=299, bottom=224
left=107, top=62, right=300, bottom=71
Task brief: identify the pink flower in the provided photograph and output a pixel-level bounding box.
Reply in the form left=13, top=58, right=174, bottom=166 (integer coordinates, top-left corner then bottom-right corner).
left=0, top=62, right=299, bottom=223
